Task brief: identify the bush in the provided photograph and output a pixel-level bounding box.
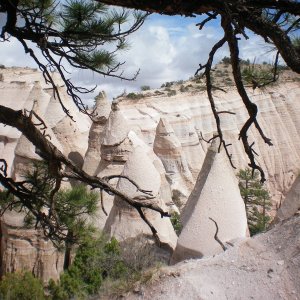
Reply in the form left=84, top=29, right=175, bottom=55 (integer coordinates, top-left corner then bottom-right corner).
left=221, top=56, right=231, bottom=64
left=49, top=234, right=124, bottom=299
left=140, top=85, right=150, bottom=91
left=170, top=212, right=182, bottom=236
left=126, top=92, right=144, bottom=100
left=167, top=90, right=176, bottom=97
left=0, top=271, right=46, bottom=300
left=49, top=234, right=161, bottom=299
left=180, top=85, right=189, bottom=93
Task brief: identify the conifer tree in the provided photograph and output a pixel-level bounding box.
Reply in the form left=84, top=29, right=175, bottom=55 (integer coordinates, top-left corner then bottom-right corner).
left=238, top=168, right=272, bottom=235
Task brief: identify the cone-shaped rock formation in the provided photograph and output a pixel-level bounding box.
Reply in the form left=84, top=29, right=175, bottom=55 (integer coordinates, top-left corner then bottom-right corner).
left=154, top=118, right=194, bottom=207
left=171, top=140, right=248, bottom=263
left=82, top=91, right=111, bottom=175
left=104, top=146, right=177, bottom=253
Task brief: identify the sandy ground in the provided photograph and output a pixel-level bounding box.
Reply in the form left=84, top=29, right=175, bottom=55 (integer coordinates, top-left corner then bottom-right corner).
left=125, top=214, right=300, bottom=300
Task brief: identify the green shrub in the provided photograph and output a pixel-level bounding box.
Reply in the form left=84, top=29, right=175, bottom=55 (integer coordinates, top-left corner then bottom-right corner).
left=49, top=234, right=161, bottom=299
left=49, top=234, right=124, bottom=299
left=180, top=85, right=189, bottom=92
left=167, top=90, right=176, bottom=97
left=221, top=56, right=231, bottom=64
left=170, top=212, right=182, bottom=236
left=126, top=92, right=144, bottom=100
left=237, top=168, right=272, bottom=235
left=0, top=271, right=45, bottom=300
left=140, top=85, right=150, bottom=91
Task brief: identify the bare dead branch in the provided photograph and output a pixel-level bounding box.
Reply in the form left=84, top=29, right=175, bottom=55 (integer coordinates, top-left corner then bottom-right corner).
left=209, top=217, right=226, bottom=251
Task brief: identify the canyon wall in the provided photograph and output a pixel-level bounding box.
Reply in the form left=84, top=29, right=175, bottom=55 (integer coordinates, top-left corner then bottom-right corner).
left=0, top=67, right=299, bottom=282
left=117, top=82, right=300, bottom=208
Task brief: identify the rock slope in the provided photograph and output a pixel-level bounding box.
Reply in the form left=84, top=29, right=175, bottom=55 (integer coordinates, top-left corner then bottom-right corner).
left=126, top=214, right=300, bottom=300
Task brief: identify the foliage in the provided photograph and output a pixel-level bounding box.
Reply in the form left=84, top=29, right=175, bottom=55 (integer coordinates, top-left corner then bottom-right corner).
left=237, top=168, right=272, bottom=235
left=221, top=56, right=231, bottom=64
left=180, top=85, right=189, bottom=92
left=140, top=85, right=150, bottom=91
left=0, top=0, right=147, bottom=116
left=0, top=161, right=98, bottom=246
left=49, top=234, right=160, bottom=299
left=126, top=92, right=144, bottom=100
left=241, top=63, right=276, bottom=88
left=0, top=271, right=46, bottom=300
left=170, top=211, right=182, bottom=236
left=167, top=89, right=176, bottom=97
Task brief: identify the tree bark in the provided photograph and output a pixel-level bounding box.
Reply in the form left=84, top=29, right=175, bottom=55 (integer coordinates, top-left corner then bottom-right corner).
left=98, top=0, right=300, bottom=16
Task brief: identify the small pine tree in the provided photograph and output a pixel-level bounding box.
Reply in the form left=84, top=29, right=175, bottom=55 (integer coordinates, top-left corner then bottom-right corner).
left=237, top=168, right=272, bottom=235
left=0, top=271, right=46, bottom=300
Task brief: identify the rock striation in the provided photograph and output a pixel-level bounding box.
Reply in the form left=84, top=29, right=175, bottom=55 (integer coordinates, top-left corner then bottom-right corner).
left=118, top=82, right=300, bottom=209
left=104, top=146, right=177, bottom=253
left=0, top=67, right=91, bottom=178
left=171, top=140, right=248, bottom=263
left=153, top=118, right=194, bottom=207
left=0, top=67, right=90, bottom=282
left=0, top=211, right=64, bottom=283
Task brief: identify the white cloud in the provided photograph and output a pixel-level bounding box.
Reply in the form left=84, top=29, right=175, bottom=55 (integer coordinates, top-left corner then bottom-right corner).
left=0, top=13, right=275, bottom=105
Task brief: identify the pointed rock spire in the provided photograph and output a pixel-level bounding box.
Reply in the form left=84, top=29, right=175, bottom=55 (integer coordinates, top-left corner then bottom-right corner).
left=171, top=140, right=248, bottom=263
left=82, top=91, right=111, bottom=175
left=104, top=146, right=177, bottom=251
left=102, top=101, right=131, bottom=147
left=154, top=118, right=194, bottom=207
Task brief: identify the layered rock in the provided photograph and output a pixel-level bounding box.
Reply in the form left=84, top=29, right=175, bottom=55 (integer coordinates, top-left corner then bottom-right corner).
left=94, top=103, right=172, bottom=228
left=82, top=91, right=111, bottom=176
left=153, top=118, right=194, bottom=207
left=0, top=67, right=91, bottom=178
left=0, top=67, right=91, bottom=283
left=171, top=141, right=248, bottom=263
left=0, top=211, right=64, bottom=283
left=118, top=82, right=300, bottom=208
left=104, top=146, right=177, bottom=254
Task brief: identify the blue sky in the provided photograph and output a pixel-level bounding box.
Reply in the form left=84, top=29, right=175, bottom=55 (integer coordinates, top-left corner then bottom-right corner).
left=0, top=10, right=276, bottom=105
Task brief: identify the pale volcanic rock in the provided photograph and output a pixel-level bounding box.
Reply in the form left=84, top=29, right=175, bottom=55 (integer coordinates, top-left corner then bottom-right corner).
left=12, top=88, right=63, bottom=180
left=171, top=141, right=248, bottom=263
left=127, top=215, right=300, bottom=300
left=0, top=67, right=91, bottom=177
left=104, top=146, right=177, bottom=251
left=102, top=101, right=131, bottom=148
left=275, top=175, right=300, bottom=222
left=82, top=91, right=111, bottom=176
left=0, top=211, right=64, bottom=283
left=118, top=82, right=300, bottom=208
left=168, top=114, right=204, bottom=178
left=96, top=103, right=173, bottom=227
left=154, top=118, right=194, bottom=206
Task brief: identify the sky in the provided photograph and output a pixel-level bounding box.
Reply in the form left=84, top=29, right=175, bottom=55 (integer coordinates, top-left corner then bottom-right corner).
left=0, top=11, right=277, bottom=106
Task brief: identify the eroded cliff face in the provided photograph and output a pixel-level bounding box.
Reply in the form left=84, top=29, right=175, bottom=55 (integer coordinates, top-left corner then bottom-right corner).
left=0, top=67, right=91, bottom=283
left=0, top=66, right=299, bottom=284
left=117, top=82, right=300, bottom=208
left=0, top=67, right=91, bottom=178
left=0, top=211, right=64, bottom=283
